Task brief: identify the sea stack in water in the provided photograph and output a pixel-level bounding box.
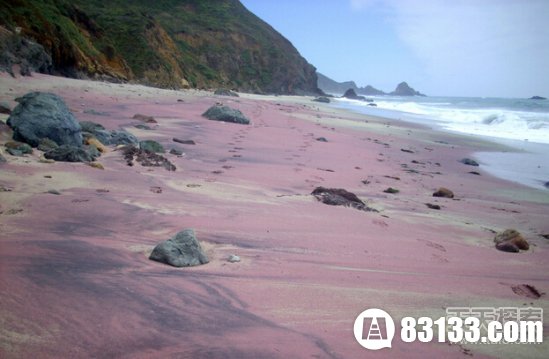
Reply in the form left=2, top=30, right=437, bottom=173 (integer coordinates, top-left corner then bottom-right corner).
left=390, top=82, right=426, bottom=96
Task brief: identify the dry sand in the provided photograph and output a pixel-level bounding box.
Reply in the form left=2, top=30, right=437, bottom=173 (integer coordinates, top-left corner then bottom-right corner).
left=0, top=73, right=548, bottom=358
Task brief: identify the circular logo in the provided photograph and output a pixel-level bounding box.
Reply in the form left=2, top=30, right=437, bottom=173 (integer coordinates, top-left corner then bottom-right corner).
left=354, top=308, right=396, bottom=350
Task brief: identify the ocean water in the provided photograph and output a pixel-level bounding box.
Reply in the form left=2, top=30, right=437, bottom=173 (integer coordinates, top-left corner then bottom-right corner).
left=332, top=96, right=549, bottom=190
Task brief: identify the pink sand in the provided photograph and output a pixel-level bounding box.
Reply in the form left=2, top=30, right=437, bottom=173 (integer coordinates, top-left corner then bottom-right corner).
left=1, top=73, right=548, bottom=358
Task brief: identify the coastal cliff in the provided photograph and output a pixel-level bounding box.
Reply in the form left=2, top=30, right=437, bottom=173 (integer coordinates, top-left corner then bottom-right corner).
left=0, top=0, right=319, bottom=94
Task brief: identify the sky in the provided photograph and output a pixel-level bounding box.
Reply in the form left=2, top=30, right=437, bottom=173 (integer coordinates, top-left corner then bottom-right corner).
left=240, top=0, right=549, bottom=98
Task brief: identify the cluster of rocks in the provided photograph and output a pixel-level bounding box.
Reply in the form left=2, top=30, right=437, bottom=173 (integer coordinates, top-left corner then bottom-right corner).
left=3, top=91, right=179, bottom=170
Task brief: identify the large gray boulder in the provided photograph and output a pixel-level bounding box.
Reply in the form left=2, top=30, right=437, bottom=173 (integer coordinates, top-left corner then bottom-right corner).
left=202, top=105, right=250, bottom=125
left=7, top=92, right=82, bottom=147
left=149, top=229, right=209, bottom=267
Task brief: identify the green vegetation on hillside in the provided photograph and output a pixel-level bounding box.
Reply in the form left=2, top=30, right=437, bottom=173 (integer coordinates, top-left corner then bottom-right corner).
left=0, top=0, right=319, bottom=94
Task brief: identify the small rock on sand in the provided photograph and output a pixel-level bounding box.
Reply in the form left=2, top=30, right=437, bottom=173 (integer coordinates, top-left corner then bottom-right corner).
left=228, top=254, right=241, bottom=263
left=495, top=241, right=520, bottom=253
left=132, top=114, right=157, bottom=123
left=383, top=187, right=399, bottom=194
left=312, top=186, right=376, bottom=212
left=494, top=229, right=529, bottom=251
left=149, top=229, right=209, bottom=267
left=460, top=158, right=479, bottom=166
left=173, top=138, right=196, bottom=145
left=433, top=187, right=454, bottom=198
left=202, top=105, right=250, bottom=125
left=425, top=203, right=441, bottom=210
left=316, top=137, right=328, bottom=142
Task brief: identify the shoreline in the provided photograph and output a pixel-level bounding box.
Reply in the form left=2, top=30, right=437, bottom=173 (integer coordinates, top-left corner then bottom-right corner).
left=332, top=98, right=549, bottom=191
left=1, top=73, right=548, bottom=358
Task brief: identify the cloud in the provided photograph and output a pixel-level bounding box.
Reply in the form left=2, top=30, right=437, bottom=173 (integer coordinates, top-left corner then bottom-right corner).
left=387, top=0, right=549, bottom=96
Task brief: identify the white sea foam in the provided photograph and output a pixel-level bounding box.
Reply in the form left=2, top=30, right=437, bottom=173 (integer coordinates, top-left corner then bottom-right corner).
left=336, top=97, right=549, bottom=144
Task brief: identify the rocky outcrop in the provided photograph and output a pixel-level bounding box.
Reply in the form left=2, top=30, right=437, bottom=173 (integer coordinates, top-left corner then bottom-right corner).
left=360, top=85, right=385, bottom=96
left=7, top=92, right=82, bottom=148
left=202, top=105, right=250, bottom=125
left=343, top=89, right=368, bottom=101
left=1, top=1, right=319, bottom=94
left=149, top=229, right=209, bottom=267
left=390, top=82, right=426, bottom=96
left=529, top=96, right=546, bottom=100
left=0, top=27, right=52, bottom=77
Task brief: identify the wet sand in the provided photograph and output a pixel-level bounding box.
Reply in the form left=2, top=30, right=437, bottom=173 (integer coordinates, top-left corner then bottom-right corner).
left=1, top=73, right=548, bottom=358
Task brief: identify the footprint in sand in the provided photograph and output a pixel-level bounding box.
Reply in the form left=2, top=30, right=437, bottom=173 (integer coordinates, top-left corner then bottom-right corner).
left=417, top=239, right=446, bottom=252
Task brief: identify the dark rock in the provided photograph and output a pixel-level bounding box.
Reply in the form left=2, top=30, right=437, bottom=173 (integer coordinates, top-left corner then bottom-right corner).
left=316, top=137, right=328, bottom=142
left=44, top=145, right=98, bottom=162
left=83, top=109, right=109, bottom=116
left=311, top=186, right=376, bottom=212
left=214, top=88, right=239, bottom=97
left=390, top=82, right=426, bottom=96
left=342, top=89, right=366, bottom=101
left=433, top=187, right=454, bottom=198
left=383, top=187, right=399, bottom=194
left=7, top=92, right=82, bottom=147
left=122, top=145, right=176, bottom=171
left=173, top=138, right=196, bottom=145
left=460, top=158, right=479, bottom=166
left=494, top=229, right=529, bottom=250
left=0, top=153, right=6, bottom=163
left=544, top=181, right=549, bottom=189
left=495, top=241, right=520, bottom=253
left=169, top=148, right=183, bottom=156
left=132, top=114, right=157, bottom=123
left=6, top=148, right=23, bottom=156
left=47, top=189, right=61, bottom=195
left=149, top=229, right=209, bottom=267
left=367, top=103, right=377, bottom=107
left=81, top=121, right=139, bottom=146
left=425, top=203, right=441, bottom=210
left=108, top=130, right=139, bottom=146
left=139, top=140, right=165, bottom=153
left=529, top=96, right=546, bottom=100
left=401, top=148, right=414, bottom=153
left=468, top=171, right=481, bottom=176
left=5, top=141, right=32, bottom=154
left=134, top=124, right=152, bottom=130
left=313, top=97, right=330, bottom=103
left=202, top=105, right=250, bottom=125
left=0, top=102, right=11, bottom=114
left=37, top=138, right=59, bottom=152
